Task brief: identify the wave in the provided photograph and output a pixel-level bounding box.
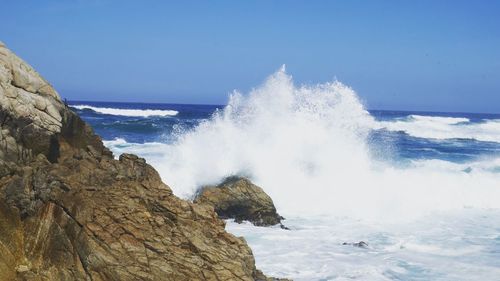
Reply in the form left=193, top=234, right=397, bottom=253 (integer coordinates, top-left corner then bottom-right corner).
left=103, top=68, right=500, bottom=222
left=376, top=115, right=500, bottom=142
left=103, top=138, right=169, bottom=161
left=408, top=115, right=470, bottom=124
left=72, top=105, right=179, bottom=117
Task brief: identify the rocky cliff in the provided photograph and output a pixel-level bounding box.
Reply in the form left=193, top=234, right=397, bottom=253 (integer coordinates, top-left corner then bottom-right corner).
left=0, top=42, right=284, bottom=281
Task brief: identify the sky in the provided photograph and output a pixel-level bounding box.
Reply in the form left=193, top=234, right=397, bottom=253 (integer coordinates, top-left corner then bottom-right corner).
left=1, top=0, right=499, bottom=113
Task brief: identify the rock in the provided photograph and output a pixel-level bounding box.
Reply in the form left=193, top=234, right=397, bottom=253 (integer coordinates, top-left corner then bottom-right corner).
left=343, top=241, right=369, bottom=249
left=0, top=42, right=286, bottom=280
left=194, top=176, right=285, bottom=227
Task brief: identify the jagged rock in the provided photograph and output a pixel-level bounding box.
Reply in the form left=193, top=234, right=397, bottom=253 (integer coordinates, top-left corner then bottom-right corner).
left=0, top=42, right=287, bottom=280
left=194, top=176, right=284, bottom=227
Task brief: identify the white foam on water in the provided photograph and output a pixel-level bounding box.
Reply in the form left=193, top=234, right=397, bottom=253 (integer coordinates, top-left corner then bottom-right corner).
left=104, top=67, right=500, bottom=222
left=226, top=209, right=500, bottom=281
left=72, top=104, right=179, bottom=117
left=409, top=115, right=470, bottom=124
left=377, top=115, right=500, bottom=142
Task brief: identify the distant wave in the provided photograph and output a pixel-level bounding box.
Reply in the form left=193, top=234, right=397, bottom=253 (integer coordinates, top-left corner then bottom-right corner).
left=376, top=115, right=500, bottom=143
left=72, top=105, right=178, bottom=117
left=408, top=115, right=469, bottom=124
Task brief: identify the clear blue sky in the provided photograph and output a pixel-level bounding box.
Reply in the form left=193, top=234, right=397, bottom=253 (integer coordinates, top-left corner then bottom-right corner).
left=1, top=0, right=499, bottom=113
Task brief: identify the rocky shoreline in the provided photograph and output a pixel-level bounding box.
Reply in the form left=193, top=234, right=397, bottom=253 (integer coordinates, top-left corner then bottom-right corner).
left=0, top=42, right=288, bottom=281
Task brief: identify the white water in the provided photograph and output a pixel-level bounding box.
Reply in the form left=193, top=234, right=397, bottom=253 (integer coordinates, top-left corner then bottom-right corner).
left=106, top=67, right=500, bottom=221
left=103, top=68, right=500, bottom=280
left=377, top=115, right=500, bottom=143
left=226, top=210, right=500, bottom=281
left=72, top=104, right=178, bottom=117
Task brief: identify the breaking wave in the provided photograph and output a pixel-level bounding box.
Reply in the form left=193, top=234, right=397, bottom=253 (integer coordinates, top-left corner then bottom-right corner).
left=377, top=115, right=500, bottom=143
left=72, top=104, right=179, bottom=117
left=104, top=67, right=500, bottom=222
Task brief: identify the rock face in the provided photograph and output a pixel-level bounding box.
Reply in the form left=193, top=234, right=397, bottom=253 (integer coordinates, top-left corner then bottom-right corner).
left=0, top=42, right=284, bottom=281
left=194, top=177, right=283, bottom=227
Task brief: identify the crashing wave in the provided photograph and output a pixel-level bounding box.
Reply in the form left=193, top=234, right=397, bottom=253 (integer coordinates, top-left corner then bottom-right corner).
left=103, top=68, right=500, bottom=222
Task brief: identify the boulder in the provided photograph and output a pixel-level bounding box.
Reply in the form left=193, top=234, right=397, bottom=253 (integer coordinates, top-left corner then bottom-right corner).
left=0, top=42, right=287, bottom=281
left=195, top=176, right=284, bottom=227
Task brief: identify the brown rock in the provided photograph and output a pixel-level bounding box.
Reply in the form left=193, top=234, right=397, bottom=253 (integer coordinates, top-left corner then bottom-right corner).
left=0, top=42, right=288, bottom=280
left=195, top=176, right=284, bottom=227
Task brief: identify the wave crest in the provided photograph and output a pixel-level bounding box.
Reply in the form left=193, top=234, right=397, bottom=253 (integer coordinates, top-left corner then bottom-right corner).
left=377, top=115, right=500, bottom=142
left=72, top=105, right=179, bottom=117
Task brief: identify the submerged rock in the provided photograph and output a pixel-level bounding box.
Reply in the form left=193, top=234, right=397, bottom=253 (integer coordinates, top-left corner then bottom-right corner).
left=343, top=241, right=369, bottom=249
left=0, top=42, right=285, bottom=280
left=194, top=176, right=285, bottom=227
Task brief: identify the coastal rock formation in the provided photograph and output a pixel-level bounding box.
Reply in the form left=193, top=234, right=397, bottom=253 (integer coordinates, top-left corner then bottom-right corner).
left=194, top=176, right=284, bottom=227
left=0, top=42, right=285, bottom=281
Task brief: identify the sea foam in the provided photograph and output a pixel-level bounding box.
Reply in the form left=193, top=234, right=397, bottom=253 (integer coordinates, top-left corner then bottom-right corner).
left=377, top=115, right=500, bottom=142
left=72, top=104, right=179, bottom=117
left=226, top=209, right=500, bottom=281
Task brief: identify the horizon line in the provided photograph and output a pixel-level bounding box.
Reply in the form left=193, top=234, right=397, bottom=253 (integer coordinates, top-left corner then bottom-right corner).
left=67, top=99, right=500, bottom=116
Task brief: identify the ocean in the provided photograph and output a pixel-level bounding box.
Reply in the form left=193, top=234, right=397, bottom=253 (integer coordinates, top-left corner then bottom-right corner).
left=70, top=70, right=500, bottom=281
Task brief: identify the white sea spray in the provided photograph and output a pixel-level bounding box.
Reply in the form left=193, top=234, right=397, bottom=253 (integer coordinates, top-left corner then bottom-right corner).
left=104, top=67, right=500, bottom=222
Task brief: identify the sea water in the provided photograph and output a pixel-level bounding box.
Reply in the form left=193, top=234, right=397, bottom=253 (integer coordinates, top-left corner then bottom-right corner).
left=70, top=68, right=500, bottom=280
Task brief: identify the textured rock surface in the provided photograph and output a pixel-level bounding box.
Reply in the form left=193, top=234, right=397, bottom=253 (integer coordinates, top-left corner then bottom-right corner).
left=0, top=42, right=287, bottom=281
left=194, top=177, right=284, bottom=227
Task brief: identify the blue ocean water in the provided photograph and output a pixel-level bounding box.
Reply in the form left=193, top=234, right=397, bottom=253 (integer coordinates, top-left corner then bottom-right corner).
left=70, top=101, right=500, bottom=165
left=70, top=101, right=221, bottom=143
